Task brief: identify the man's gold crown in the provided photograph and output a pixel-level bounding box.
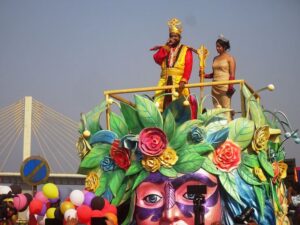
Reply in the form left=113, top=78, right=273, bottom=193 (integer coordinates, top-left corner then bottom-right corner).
left=168, top=18, right=182, bottom=35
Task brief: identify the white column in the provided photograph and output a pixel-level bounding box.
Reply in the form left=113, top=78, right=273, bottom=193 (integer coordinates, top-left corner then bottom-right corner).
left=23, top=96, right=32, bottom=160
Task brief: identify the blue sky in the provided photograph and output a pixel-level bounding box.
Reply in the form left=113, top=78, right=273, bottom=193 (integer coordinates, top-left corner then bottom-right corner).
left=1, top=0, right=300, bottom=165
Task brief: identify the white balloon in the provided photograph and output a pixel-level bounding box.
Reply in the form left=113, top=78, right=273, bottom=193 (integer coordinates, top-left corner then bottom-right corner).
left=64, top=208, right=77, bottom=221
left=69, top=190, right=84, bottom=206
left=0, top=186, right=12, bottom=194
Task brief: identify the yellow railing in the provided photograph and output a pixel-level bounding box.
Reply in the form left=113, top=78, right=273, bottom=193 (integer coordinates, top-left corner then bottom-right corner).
left=104, top=80, right=258, bottom=129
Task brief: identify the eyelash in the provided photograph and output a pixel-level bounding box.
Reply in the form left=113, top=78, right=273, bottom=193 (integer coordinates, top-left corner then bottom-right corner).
left=143, top=194, right=163, bottom=204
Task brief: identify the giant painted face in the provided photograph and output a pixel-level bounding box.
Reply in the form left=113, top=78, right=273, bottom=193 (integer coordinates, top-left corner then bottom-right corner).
left=135, top=169, right=222, bottom=225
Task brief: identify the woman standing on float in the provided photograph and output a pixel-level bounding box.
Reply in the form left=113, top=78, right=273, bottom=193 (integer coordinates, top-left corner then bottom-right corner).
left=205, top=36, right=236, bottom=120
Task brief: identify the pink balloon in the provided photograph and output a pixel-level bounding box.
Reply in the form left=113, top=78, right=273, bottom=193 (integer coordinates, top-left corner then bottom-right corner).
left=35, top=191, right=48, bottom=203
left=83, top=192, right=95, bottom=206
left=13, top=194, right=27, bottom=211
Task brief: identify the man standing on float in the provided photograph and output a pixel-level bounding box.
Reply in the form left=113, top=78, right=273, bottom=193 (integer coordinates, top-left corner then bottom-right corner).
left=152, top=18, right=193, bottom=114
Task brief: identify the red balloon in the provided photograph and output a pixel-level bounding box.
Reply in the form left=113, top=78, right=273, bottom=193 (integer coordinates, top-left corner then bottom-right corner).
left=77, top=205, right=92, bottom=224
left=29, top=199, right=43, bottom=214
left=91, top=210, right=105, bottom=218
left=107, top=204, right=117, bottom=215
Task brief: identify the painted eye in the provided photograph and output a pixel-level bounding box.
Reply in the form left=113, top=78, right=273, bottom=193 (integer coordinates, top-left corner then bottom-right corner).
left=183, top=193, right=195, bottom=200
left=143, top=194, right=162, bottom=204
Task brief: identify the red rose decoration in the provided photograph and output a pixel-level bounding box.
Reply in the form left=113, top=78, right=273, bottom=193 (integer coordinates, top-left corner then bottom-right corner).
left=110, top=140, right=131, bottom=170
left=138, top=128, right=167, bottom=156
left=212, top=140, right=241, bottom=172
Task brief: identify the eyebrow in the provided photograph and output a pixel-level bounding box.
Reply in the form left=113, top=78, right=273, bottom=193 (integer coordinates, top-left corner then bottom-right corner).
left=171, top=173, right=217, bottom=189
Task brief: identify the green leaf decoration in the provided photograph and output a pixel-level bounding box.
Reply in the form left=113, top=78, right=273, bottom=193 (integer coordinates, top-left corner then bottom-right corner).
left=159, top=167, right=178, bottom=178
left=131, top=170, right=150, bottom=191
left=219, top=172, right=243, bottom=205
left=134, top=95, right=163, bottom=129
left=111, top=182, right=127, bottom=206
left=258, top=151, right=274, bottom=177
left=183, top=143, right=214, bottom=156
left=205, top=119, right=228, bottom=134
left=95, top=171, right=108, bottom=196
left=198, top=108, right=231, bottom=125
left=271, top=183, right=282, bottom=211
left=84, top=101, right=107, bottom=135
left=174, top=153, right=204, bottom=173
left=237, top=164, right=262, bottom=185
left=242, top=153, right=260, bottom=168
left=253, top=185, right=265, bottom=216
left=109, top=169, right=125, bottom=197
left=163, top=111, right=176, bottom=141
left=242, top=85, right=266, bottom=127
left=80, top=144, right=111, bottom=169
left=201, top=158, right=221, bottom=175
left=229, top=118, right=255, bottom=149
left=169, top=120, right=202, bottom=150
left=109, top=112, right=128, bottom=138
left=120, top=102, right=143, bottom=134
left=125, top=161, right=143, bottom=176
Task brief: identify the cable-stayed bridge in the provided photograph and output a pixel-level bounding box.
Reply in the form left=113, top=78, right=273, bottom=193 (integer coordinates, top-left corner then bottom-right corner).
left=0, top=96, right=84, bottom=187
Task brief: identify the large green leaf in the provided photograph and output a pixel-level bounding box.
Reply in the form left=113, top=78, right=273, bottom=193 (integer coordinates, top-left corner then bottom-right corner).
left=125, top=161, right=143, bottom=176
left=159, top=167, right=178, bottom=178
left=219, top=172, right=243, bottom=205
left=134, top=95, right=163, bottom=129
left=183, top=143, right=214, bottom=155
left=109, top=112, right=128, bottom=138
left=163, top=111, right=176, bottom=141
left=242, top=153, right=260, bottom=168
left=258, top=151, right=274, bottom=177
left=169, top=120, right=203, bottom=150
left=237, top=164, right=262, bottom=185
left=111, top=182, right=127, bottom=206
left=80, top=144, right=110, bottom=169
left=173, top=153, right=204, bottom=173
left=120, top=102, right=143, bottom=134
left=109, top=169, right=125, bottom=197
left=242, top=85, right=266, bottom=127
left=83, top=101, right=107, bottom=135
left=205, top=119, right=228, bottom=134
left=131, top=170, right=150, bottom=191
left=229, top=118, right=255, bottom=149
left=201, top=158, right=221, bottom=175
left=198, top=108, right=231, bottom=125
left=253, top=185, right=265, bottom=216
left=95, top=171, right=108, bottom=196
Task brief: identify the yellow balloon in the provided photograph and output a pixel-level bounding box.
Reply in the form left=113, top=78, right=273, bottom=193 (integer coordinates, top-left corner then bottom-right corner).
left=42, top=183, right=59, bottom=199
left=46, top=207, right=56, bottom=219
left=60, top=201, right=75, bottom=214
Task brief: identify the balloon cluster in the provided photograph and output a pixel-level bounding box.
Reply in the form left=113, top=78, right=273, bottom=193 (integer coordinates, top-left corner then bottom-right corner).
left=0, top=184, right=33, bottom=222
left=29, top=183, right=117, bottom=225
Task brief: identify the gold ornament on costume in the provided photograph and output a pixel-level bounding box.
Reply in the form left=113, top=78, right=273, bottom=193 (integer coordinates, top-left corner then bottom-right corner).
left=76, top=135, right=92, bottom=159
left=167, top=18, right=182, bottom=34
left=252, top=125, right=270, bottom=152
left=85, top=171, right=99, bottom=192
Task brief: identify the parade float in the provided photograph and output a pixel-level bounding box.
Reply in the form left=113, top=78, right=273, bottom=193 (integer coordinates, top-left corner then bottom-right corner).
left=75, top=78, right=299, bottom=225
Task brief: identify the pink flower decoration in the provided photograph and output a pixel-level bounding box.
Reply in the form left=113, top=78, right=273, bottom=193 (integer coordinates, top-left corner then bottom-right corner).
left=213, top=140, right=241, bottom=172
left=138, top=128, right=167, bottom=156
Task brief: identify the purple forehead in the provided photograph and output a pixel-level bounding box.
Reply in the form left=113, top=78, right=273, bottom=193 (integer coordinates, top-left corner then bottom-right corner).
left=144, top=172, right=217, bottom=188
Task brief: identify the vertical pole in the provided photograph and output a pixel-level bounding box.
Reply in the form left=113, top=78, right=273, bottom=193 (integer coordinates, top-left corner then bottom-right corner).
left=23, top=96, right=32, bottom=160
left=105, top=94, right=111, bottom=130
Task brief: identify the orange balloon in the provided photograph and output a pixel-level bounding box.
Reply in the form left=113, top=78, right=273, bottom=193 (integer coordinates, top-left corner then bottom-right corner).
left=60, top=201, right=75, bottom=214
left=105, top=212, right=118, bottom=225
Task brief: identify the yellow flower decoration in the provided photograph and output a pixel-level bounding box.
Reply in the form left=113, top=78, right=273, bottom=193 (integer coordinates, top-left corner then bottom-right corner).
left=159, top=147, right=178, bottom=168
left=85, top=171, right=99, bottom=192
left=253, top=167, right=267, bottom=182
left=142, top=156, right=161, bottom=172
left=278, top=162, right=288, bottom=180
left=252, top=125, right=270, bottom=152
